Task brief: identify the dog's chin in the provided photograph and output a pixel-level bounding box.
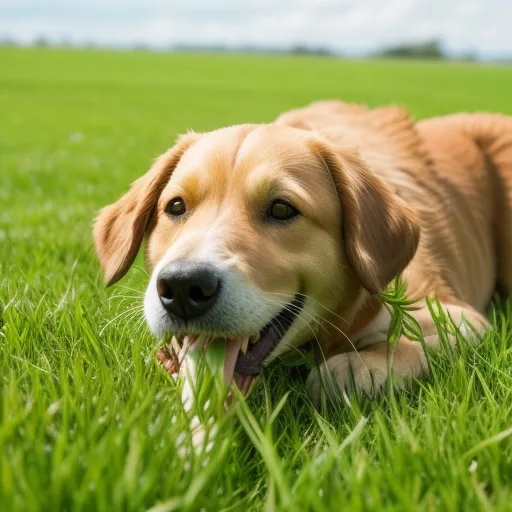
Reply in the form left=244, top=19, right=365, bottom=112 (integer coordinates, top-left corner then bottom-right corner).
left=155, top=294, right=306, bottom=396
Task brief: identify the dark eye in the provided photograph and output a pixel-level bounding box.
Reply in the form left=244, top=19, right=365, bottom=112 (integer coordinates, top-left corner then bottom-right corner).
left=165, top=197, right=186, bottom=217
left=267, top=200, right=299, bottom=221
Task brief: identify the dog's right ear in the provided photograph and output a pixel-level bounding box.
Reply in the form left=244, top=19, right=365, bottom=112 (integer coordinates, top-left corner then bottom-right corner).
left=310, top=136, right=420, bottom=294
left=93, top=133, right=199, bottom=286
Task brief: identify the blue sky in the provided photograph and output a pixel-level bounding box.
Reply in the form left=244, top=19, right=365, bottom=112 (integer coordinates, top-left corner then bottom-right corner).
left=1, top=0, right=511, bottom=58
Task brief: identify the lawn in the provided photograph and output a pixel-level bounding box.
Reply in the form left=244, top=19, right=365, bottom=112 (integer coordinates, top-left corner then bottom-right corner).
left=1, top=47, right=512, bottom=511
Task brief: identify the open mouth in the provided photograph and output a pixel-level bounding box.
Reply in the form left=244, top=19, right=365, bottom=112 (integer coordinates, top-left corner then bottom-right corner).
left=157, top=294, right=305, bottom=395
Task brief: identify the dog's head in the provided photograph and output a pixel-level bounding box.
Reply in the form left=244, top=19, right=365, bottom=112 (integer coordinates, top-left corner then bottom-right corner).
left=94, top=124, right=419, bottom=391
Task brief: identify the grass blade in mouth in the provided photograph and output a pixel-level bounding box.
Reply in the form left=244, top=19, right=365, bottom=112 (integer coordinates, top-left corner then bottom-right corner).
left=168, top=336, right=232, bottom=455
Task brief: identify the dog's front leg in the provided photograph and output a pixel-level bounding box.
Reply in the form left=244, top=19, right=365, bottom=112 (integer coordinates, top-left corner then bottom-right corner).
left=306, top=303, right=489, bottom=405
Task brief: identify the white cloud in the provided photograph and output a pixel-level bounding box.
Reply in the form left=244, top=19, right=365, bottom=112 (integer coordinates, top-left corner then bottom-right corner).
left=0, top=0, right=511, bottom=57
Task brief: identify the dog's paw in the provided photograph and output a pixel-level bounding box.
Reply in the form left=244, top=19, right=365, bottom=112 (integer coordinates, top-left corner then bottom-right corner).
left=306, top=351, right=390, bottom=406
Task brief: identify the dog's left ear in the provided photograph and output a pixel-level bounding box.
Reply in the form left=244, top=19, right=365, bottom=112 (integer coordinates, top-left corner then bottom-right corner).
left=94, top=133, right=199, bottom=286
left=310, top=137, right=420, bottom=293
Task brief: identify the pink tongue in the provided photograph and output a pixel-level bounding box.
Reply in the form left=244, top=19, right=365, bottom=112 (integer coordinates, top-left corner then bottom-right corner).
left=223, top=338, right=242, bottom=385
left=176, top=336, right=255, bottom=397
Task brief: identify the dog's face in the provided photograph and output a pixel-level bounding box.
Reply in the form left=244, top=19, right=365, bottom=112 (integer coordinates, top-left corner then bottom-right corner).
left=94, top=123, right=419, bottom=391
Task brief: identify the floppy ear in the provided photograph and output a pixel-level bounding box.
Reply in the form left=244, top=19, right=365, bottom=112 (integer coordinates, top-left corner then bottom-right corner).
left=311, top=138, right=420, bottom=293
left=93, top=133, right=199, bottom=286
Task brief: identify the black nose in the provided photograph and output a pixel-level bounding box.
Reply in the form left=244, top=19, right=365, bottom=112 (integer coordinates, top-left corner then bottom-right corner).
left=156, top=262, right=221, bottom=319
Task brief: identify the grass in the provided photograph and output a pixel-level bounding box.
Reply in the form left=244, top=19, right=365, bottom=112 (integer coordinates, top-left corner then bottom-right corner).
left=1, top=46, right=512, bottom=511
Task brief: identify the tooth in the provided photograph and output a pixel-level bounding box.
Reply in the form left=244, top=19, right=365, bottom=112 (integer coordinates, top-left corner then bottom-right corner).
left=171, top=336, right=181, bottom=354
left=240, top=336, right=249, bottom=354
left=180, top=336, right=191, bottom=361
left=250, top=333, right=260, bottom=344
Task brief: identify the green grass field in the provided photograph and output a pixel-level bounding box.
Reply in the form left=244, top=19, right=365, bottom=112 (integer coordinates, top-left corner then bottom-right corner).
left=1, top=47, right=512, bottom=511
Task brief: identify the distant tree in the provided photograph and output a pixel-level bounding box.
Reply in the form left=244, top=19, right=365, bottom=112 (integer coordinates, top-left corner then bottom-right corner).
left=0, top=38, right=18, bottom=47
left=376, top=39, right=445, bottom=60
left=133, top=42, right=149, bottom=51
left=57, top=38, right=73, bottom=48
left=290, top=44, right=332, bottom=57
left=459, top=51, right=477, bottom=62
left=34, top=36, right=50, bottom=48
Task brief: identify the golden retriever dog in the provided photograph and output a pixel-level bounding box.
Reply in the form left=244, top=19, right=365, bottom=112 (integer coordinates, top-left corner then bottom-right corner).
left=93, top=100, right=512, bottom=404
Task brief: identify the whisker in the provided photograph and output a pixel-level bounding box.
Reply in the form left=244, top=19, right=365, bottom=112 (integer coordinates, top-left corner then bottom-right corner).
left=109, top=298, right=142, bottom=312
left=263, top=302, right=337, bottom=402
left=261, top=303, right=324, bottom=371
left=303, top=311, right=368, bottom=368
left=264, top=296, right=367, bottom=370
left=266, top=291, right=348, bottom=326
left=121, top=310, right=146, bottom=339
left=99, top=305, right=144, bottom=336
left=279, top=309, right=324, bottom=363
left=128, top=322, right=147, bottom=342
left=107, top=294, right=143, bottom=302
left=116, top=285, right=145, bottom=296
left=267, top=299, right=366, bottom=404
left=134, top=314, right=151, bottom=336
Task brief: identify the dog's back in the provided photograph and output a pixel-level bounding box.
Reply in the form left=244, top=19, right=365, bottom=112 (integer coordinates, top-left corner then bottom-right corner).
left=418, top=114, right=512, bottom=301
left=277, top=101, right=512, bottom=312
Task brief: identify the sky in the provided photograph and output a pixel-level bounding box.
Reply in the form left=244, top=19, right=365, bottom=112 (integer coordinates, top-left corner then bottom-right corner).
left=1, top=0, right=511, bottom=58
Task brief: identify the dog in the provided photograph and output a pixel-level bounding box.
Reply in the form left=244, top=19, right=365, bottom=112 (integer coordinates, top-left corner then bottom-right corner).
left=93, top=100, right=512, bottom=404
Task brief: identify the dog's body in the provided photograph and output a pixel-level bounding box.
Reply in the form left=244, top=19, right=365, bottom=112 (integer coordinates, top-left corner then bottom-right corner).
left=275, top=101, right=512, bottom=399
left=94, top=100, right=512, bottom=403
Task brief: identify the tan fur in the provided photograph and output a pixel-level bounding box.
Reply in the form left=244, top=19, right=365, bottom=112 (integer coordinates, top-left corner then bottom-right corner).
left=94, top=100, right=512, bottom=403
left=309, top=137, right=420, bottom=293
